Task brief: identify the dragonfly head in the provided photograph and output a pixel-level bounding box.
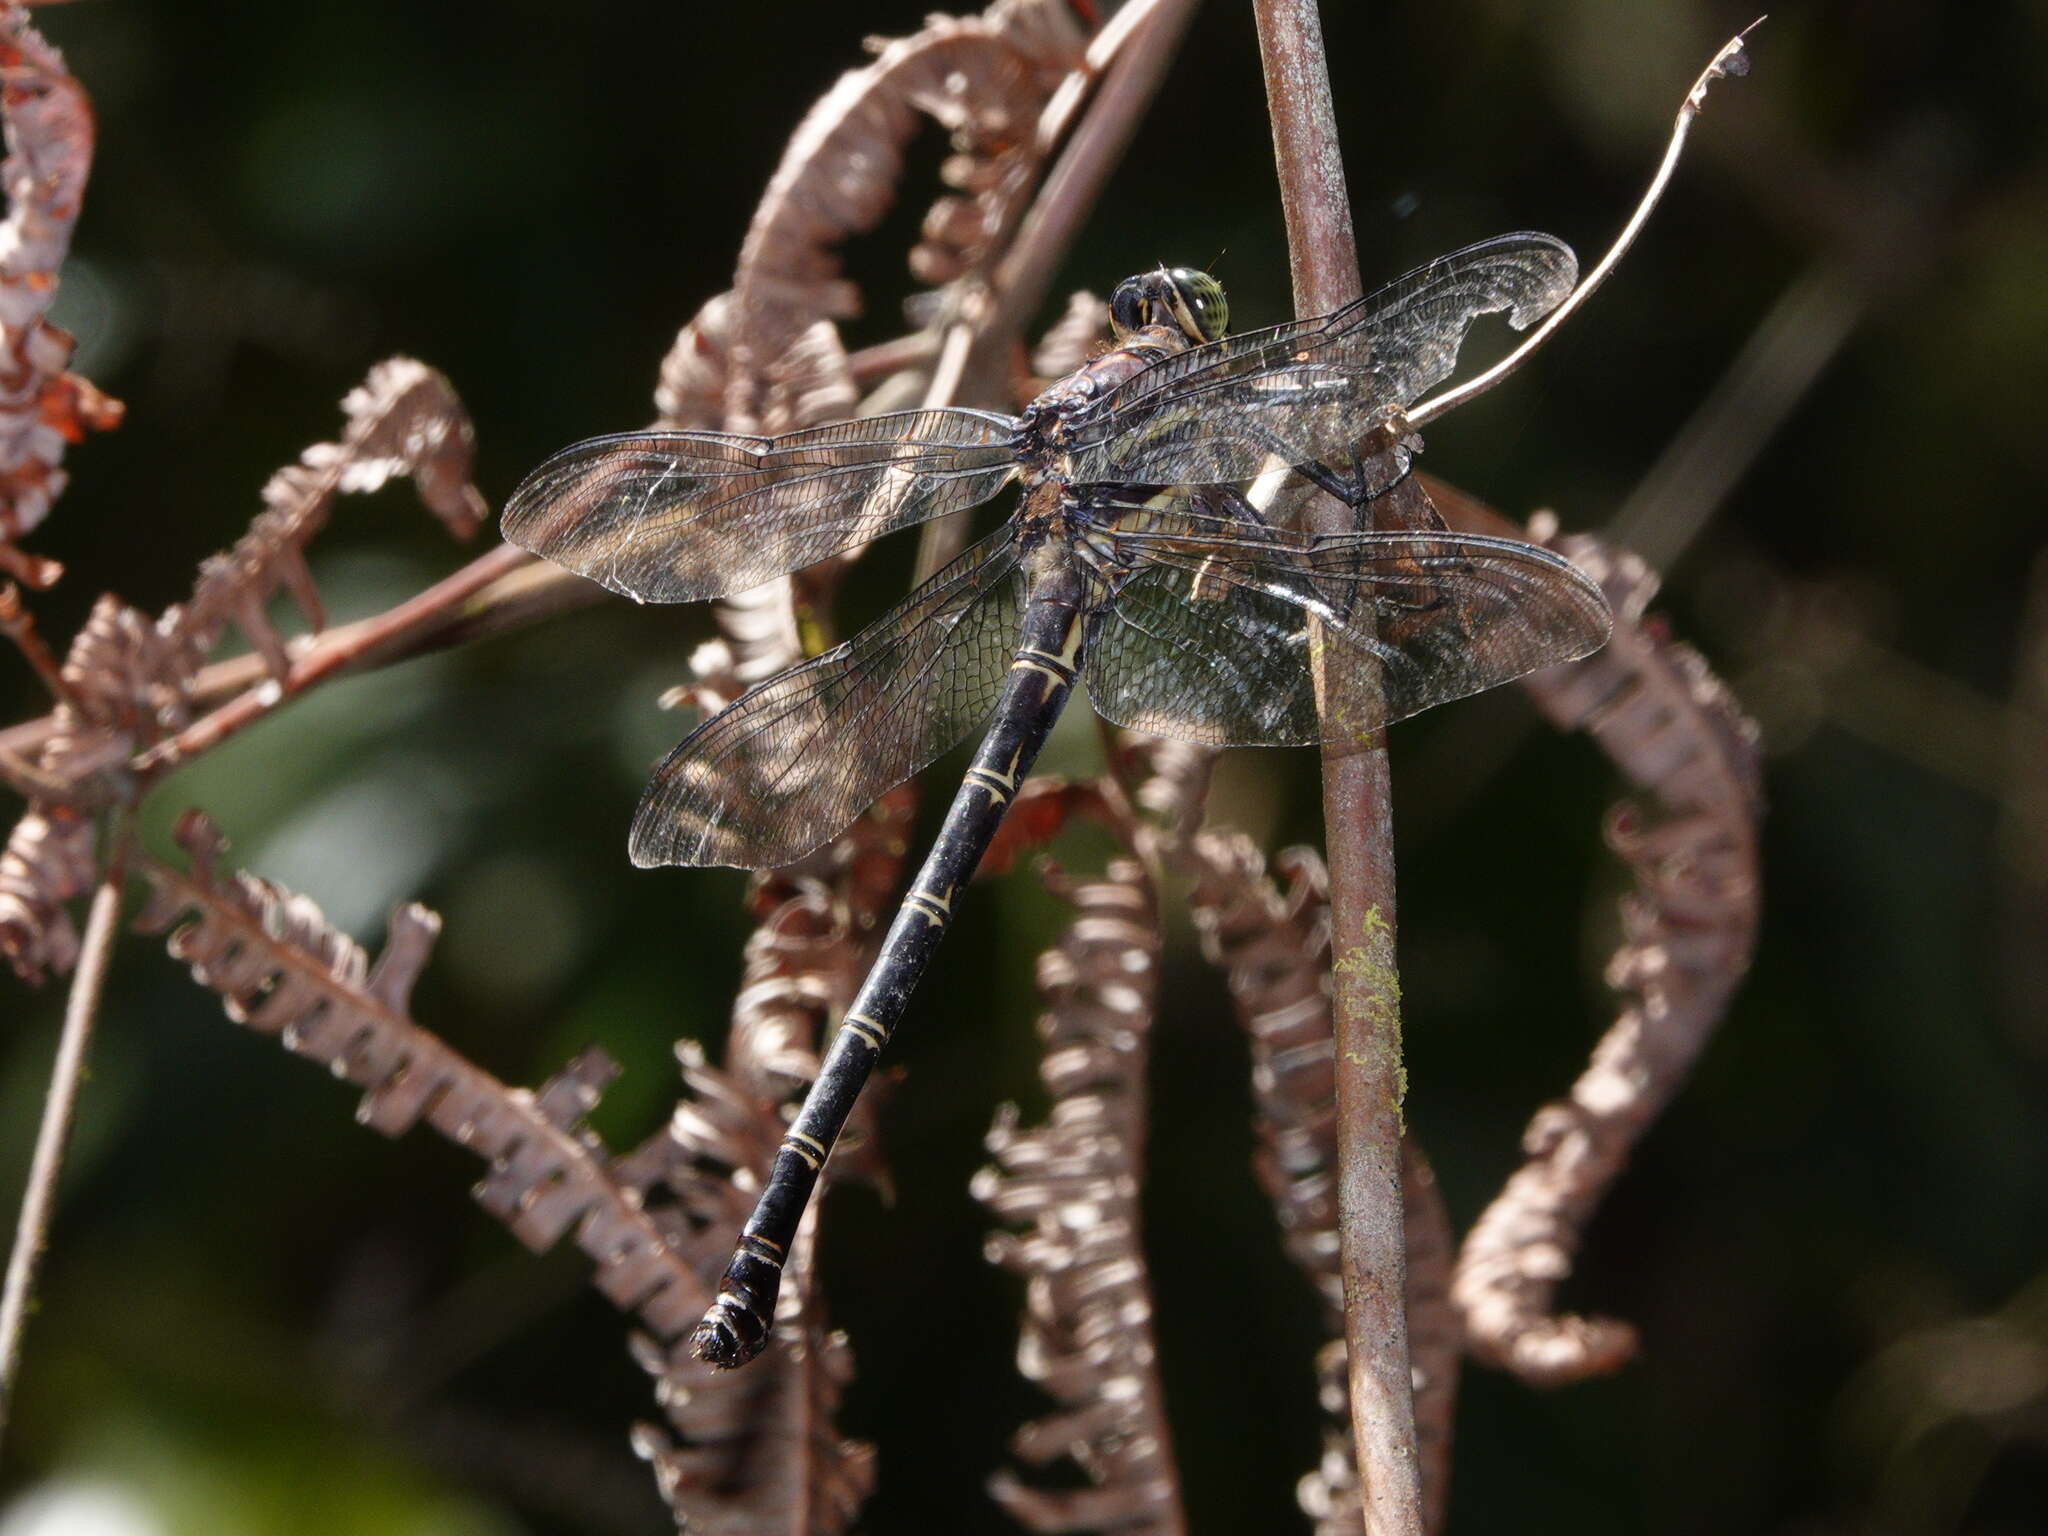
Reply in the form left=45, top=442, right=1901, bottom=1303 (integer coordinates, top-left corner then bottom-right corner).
left=1109, top=266, right=1229, bottom=346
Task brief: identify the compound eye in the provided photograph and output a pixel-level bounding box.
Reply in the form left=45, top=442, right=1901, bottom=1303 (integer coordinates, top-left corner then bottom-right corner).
left=1109, top=277, right=1147, bottom=339
left=1167, top=268, right=1229, bottom=342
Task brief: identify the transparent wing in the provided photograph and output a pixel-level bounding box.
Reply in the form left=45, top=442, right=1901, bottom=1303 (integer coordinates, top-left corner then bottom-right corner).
left=503, top=408, right=1020, bottom=603
left=1065, top=234, right=1577, bottom=485
left=1085, top=503, right=1610, bottom=746
left=632, top=529, right=1025, bottom=868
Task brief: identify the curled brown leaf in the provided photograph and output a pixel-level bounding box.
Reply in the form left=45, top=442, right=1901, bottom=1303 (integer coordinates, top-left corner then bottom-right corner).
left=1434, top=502, right=1764, bottom=1388
left=0, top=8, right=122, bottom=583
left=0, top=595, right=186, bottom=979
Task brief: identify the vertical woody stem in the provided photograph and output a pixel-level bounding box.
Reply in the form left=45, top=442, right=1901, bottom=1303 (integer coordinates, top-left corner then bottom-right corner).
left=1250, top=3, right=1423, bottom=1533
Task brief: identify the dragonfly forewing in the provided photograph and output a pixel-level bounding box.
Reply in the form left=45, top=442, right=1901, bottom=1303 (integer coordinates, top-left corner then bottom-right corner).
left=630, top=529, right=1026, bottom=868
left=1063, top=234, right=1578, bottom=486
left=502, top=408, right=1019, bottom=603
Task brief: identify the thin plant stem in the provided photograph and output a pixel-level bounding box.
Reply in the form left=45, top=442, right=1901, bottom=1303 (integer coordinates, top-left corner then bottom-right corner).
left=0, top=820, right=131, bottom=1448
left=0, top=584, right=75, bottom=707
left=131, top=543, right=539, bottom=782
left=1250, top=2, right=1421, bottom=1532
left=1405, top=24, right=1758, bottom=432
left=0, top=546, right=591, bottom=772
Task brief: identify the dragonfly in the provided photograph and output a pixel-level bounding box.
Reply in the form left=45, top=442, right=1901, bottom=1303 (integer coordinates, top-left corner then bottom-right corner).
left=503, top=232, right=1613, bottom=1367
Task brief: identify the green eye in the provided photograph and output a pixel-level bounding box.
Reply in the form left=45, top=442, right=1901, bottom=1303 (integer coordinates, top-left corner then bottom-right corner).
left=1167, top=268, right=1228, bottom=341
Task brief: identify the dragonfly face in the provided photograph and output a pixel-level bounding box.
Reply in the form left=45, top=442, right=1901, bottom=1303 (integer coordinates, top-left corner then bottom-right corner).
left=1108, top=265, right=1230, bottom=345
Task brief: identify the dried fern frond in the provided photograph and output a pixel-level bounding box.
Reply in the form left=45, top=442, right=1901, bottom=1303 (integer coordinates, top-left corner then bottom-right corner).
left=135, top=809, right=706, bottom=1336
left=140, top=807, right=875, bottom=1529
left=0, top=800, right=89, bottom=981
left=0, top=7, right=122, bottom=589
left=1029, top=290, right=1111, bottom=389
left=0, top=595, right=187, bottom=979
left=611, top=787, right=915, bottom=1533
left=1448, top=519, right=1764, bottom=1387
left=653, top=0, right=1093, bottom=685
left=617, top=1043, right=876, bottom=1536
left=721, top=0, right=1089, bottom=427
left=1180, top=832, right=1457, bottom=1535
left=976, top=853, right=1185, bottom=1535
left=1, top=361, right=488, bottom=973
left=164, top=357, right=486, bottom=682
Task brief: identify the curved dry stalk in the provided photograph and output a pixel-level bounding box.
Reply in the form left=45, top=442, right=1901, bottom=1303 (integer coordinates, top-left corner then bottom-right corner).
left=1428, top=495, right=1763, bottom=1386
left=720, top=0, right=1089, bottom=433
left=1404, top=26, right=1758, bottom=432
left=0, top=5, right=122, bottom=588
left=135, top=810, right=709, bottom=1336
left=649, top=0, right=1103, bottom=682
left=975, top=852, right=1185, bottom=1535
left=0, top=836, right=124, bottom=1447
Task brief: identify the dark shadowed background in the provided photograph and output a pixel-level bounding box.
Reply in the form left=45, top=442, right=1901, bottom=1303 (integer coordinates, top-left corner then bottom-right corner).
left=3, top=1, right=2045, bottom=1532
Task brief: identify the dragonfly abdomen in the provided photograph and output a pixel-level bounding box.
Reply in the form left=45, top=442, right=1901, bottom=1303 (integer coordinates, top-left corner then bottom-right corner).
left=691, top=561, right=1091, bottom=1368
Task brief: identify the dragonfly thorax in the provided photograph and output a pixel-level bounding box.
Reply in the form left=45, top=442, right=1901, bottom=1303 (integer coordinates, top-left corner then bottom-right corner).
left=1018, top=322, right=1201, bottom=462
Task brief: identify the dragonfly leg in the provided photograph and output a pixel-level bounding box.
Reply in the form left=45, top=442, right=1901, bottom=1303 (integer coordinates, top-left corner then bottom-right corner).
left=691, top=579, right=1089, bottom=1368
left=1215, top=406, right=1419, bottom=513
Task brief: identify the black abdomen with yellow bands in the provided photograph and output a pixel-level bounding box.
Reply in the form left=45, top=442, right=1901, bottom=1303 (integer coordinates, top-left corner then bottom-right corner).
left=690, top=561, right=1088, bottom=1368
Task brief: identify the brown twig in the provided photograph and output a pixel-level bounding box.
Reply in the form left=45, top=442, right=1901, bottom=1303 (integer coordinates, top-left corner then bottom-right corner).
left=1249, top=3, right=1420, bottom=1528
left=1180, top=831, right=1455, bottom=1533
left=130, top=542, right=536, bottom=784
left=0, top=550, right=594, bottom=770
left=0, top=814, right=127, bottom=1447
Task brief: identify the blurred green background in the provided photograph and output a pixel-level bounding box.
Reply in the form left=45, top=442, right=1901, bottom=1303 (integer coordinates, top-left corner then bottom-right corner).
left=4, top=0, right=2045, bottom=1532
